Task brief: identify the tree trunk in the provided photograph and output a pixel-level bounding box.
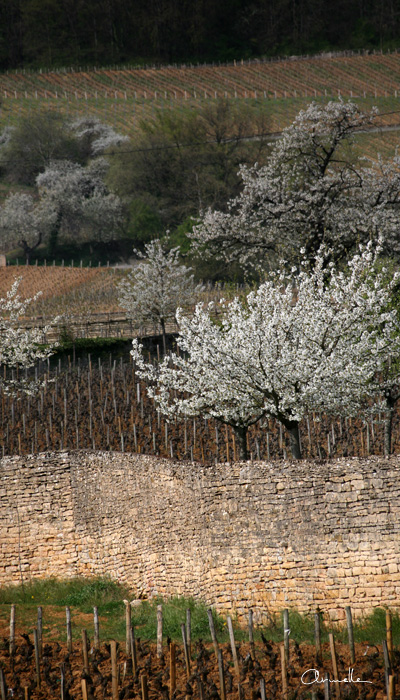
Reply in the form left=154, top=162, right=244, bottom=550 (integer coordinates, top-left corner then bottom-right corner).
left=383, top=391, right=397, bottom=457
left=284, top=420, right=302, bottom=459
left=160, top=317, right=167, bottom=355
left=233, top=425, right=249, bottom=461
left=384, top=409, right=393, bottom=457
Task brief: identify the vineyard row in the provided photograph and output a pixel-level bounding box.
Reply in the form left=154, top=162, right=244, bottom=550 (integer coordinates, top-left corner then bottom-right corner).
left=1, top=354, right=398, bottom=461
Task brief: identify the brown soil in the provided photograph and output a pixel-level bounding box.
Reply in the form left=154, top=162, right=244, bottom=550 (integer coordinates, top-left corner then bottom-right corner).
left=0, top=633, right=394, bottom=700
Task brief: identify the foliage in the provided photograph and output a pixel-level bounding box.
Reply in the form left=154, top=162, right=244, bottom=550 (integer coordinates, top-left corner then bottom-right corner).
left=132, top=242, right=400, bottom=459
left=0, top=111, right=81, bottom=186
left=118, top=238, right=203, bottom=352
left=0, top=577, right=129, bottom=611
left=108, top=99, right=271, bottom=239
left=192, top=100, right=400, bottom=271
left=0, top=192, right=57, bottom=262
left=0, top=277, right=57, bottom=394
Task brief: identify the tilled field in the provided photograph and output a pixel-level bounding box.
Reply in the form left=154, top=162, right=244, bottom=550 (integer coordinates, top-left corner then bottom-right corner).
left=0, top=634, right=394, bottom=700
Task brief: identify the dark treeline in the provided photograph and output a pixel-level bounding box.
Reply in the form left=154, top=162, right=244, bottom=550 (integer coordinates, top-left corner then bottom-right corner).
left=1, top=0, right=400, bottom=70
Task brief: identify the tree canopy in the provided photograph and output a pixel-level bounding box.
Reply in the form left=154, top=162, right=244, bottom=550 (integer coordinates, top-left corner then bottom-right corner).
left=191, top=100, right=400, bottom=272
left=133, top=242, right=400, bottom=459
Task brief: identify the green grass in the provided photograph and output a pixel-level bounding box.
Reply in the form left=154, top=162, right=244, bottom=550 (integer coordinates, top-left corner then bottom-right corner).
left=0, top=578, right=398, bottom=646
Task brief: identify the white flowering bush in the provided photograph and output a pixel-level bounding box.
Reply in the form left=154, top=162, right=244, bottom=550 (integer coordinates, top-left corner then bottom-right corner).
left=119, top=238, right=203, bottom=353
left=132, top=242, right=400, bottom=460
left=0, top=278, right=57, bottom=395
left=191, top=100, right=400, bottom=270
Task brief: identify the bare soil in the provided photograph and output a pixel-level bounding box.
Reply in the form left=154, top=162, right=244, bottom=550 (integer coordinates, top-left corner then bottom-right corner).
left=0, top=632, right=394, bottom=700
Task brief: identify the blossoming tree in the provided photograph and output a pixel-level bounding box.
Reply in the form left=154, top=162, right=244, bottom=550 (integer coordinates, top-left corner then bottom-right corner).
left=133, top=243, right=400, bottom=460
left=0, top=278, right=57, bottom=394
left=119, top=238, right=203, bottom=354
left=191, top=100, right=400, bottom=271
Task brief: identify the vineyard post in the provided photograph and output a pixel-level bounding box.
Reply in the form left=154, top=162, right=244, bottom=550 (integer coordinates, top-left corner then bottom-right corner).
left=37, top=606, right=43, bottom=658
left=23, top=687, right=29, bottom=700
left=386, top=610, right=393, bottom=665
left=141, top=674, right=148, bottom=700
left=0, top=669, right=7, bottom=700
left=383, top=639, right=392, bottom=698
left=66, top=607, right=72, bottom=653
left=260, top=678, right=266, bottom=700
left=82, top=630, right=89, bottom=674
left=324, top=673, right=330, bottom=700
left=81, top=679, right=88, bottom=700
left=207, top=608, right=219, bottom=658
left=248, top=609, right=256, bottom=659
left=157, top=605, right=163, bottom=658
left=217, top=648, right=226, bottom=700
left=169, top=642, right=176, bottom=696
left=328, top=633, right=340, bottom=699
left=130, top=626, right=137, bottom=675
left=111, top=640, right=118, bottom=700
left=125, top=601, right=131, bottom=655
left=33, top=628, right=41, bottom=689
left=186, top=608, right=191, bottom=658
left=345, top=606, right=355, bottom=664
left=389, top=675, right=395, bottom=700
left=280, top=644, right=287, bottom=700
left=9, top=604, right=15, bottom=656
left=181, top=623, right=191, bottom=678
left=314, top=612, right=321, bottom=660
left=283, top=609, right=290, bottom=664
left=227, top=616, right=240, bottom=677
left=93, top=607, right=100, bottom=650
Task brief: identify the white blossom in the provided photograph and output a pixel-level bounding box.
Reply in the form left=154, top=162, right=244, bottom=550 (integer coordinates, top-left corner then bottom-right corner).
left=191, top=100, right=400, bottom=269
left=132, top=242, right=400, bottom=459
left=0, top=192, right=57, bottom=261
left=69, top=116, right=129, bottom=155
left=119, top=238, right=203, bottom=353
left=0, top=278, right=57, bottom=395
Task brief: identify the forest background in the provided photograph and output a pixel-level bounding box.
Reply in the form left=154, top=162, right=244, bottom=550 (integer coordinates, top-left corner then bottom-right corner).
left=1, top=0, right=400, bottom=70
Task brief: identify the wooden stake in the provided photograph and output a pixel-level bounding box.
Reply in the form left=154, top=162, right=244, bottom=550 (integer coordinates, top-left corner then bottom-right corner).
left=60, top=663, right=65, bottom=700
left=207, top=608, right=219, bottom=658
left=81, top=678, right=88, bottom=700
left=249, top=609, right=256, bottom=659
left=130, top=626, right=137, bottom=676
left=23, top=687, right=29, bottom=700
left=157, top=604, right=163, bottom=658
left=345, top=606, right=355, bottom=665
left=93, top=606, right=100, bottom=650
left=181, top=623, right=191, bottom=678
left=82, top=629, right=89, bottom=674
left=283, top=609, right=290, bottom=664
left=170, top=642, right=176, bottom=696
left=280, top=644, right=287, bottom=700
left=186, top=608, right=191, bottom=658
left=383, top=639, right=392, bottom=699
left=218, top=648, right=226, bottom=700
left=111, top=640, right=118, bottom=700
left=314, top=611, right=321, bottom=659
left=0, top=669, right=7, bottom=700
left=66, top=607, right=72, bottom=653
left=389, top=674, right=395, bottom=700
left=37, top=606, right=43, bottom=658
left=125, top=601, right=132, bottom=655
left=33, top=628, right=41, bottom=689
left=324, top=673, right=330, bottom=700
left=260, top=678, right=267, bottom=700
left=9, top=604, right=15, bottom=656
left=227, top=616, right=240, bottom=678
left=386, top=609, right=394, bottom=666
left=328, top=633, right=340, bottom=699
left=141, top=674, right=148, bottom=700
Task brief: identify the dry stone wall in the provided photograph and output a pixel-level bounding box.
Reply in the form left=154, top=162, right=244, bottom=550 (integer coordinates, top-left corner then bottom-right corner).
left=1, top=450, right=400, bottom=622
